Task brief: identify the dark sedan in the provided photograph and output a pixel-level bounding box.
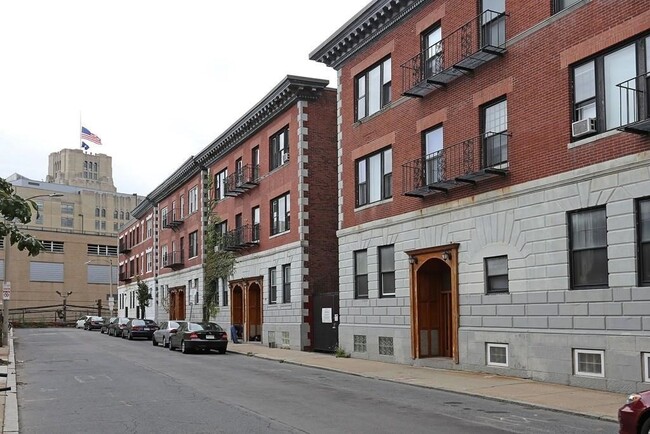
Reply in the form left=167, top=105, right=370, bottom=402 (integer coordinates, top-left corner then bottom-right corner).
left=168, top=322, right=228, bottom=354
left=122, top=319, right=159, bottom=340
left=100, top=317, right=117, bottom=334
left=83, top=316, right=104, bottom=331
left=619, top=390, right=650, bottom=434
left=107, top=317, right=131, bottom=337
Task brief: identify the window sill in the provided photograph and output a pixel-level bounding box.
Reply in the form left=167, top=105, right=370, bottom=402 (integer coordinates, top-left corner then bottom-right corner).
left=567, top=129, right=621, bottom=149
left=355, top=197, right=393, bottom=212
left=354, top=103, right=393, bottom=125
left=269, top=230, right=290, bottom=239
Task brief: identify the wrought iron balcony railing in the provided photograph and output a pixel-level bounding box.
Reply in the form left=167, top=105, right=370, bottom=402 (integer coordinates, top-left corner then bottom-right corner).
left=402, top=132, right=509, bottom=198
left=118, top=240, right=131, bottom=253
left=402, top=10, right=507, bottom=98
left=162, top=250, right=184, bottom=268
left=225, top=164, right=260, bottom=197
left=616, top=72, right=650, bottom=135
left=217, top=224, right=260, bottom=251
left=162, top=208, right=184, bottom=230
left=119, top=272, right=132, bottom=282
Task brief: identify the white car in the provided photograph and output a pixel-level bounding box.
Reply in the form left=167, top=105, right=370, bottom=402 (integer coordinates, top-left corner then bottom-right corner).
left=76, top=315, right=93, bottom=329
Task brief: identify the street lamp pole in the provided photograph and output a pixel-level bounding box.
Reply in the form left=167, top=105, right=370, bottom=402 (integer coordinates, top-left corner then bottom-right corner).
left=56, top=290, right=72, bottom=324
left=2, top=192, right=63, bottom=346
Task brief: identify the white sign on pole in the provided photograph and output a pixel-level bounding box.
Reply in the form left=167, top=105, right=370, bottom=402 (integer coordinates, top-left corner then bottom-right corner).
left=2, top=282, right=11, bottom=300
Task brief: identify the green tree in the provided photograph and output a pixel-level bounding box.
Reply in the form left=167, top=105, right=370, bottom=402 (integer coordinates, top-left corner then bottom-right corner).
left=0, top=178, right=43, bottom=256
left=135, top=276, right=152, bottom=319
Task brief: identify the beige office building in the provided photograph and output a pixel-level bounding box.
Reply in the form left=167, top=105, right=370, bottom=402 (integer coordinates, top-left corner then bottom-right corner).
left=1, top=148, right=143, bottom=322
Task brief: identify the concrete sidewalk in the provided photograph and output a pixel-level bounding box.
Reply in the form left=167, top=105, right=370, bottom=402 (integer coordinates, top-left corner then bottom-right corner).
left=1, top=332, right=18, bottom=434
left=227, top=342, right=625, bottom=422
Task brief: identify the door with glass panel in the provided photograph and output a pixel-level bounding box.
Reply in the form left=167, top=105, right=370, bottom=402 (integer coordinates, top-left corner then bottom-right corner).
left=424, top=126, right=444, bottom=184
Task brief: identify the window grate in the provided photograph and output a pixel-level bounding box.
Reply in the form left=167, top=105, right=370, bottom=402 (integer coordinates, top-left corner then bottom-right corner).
left=281, top=331, right=290, bottom=348
left=378, top=336, right=394, bottom=356
left=574, top=349, right=604, bottom=377
left=354, top=335, right=367, bottom=353
left=41, top=240, right=64, bottom=253
left=268, top=331, right=276, bottom=348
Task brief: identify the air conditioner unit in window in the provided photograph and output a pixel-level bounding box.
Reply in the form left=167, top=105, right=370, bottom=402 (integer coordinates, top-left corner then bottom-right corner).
left=282, top=153, right=289, bottom=163
left=571, top=118, right=597, bottom=138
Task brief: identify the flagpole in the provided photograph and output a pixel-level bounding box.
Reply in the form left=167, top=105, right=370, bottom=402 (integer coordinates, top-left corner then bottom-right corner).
left=80, top=112, right=83, bottom=152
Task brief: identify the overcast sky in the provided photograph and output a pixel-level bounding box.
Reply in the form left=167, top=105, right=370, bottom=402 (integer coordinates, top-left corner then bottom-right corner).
left=0, top=0, right=369, bottom=195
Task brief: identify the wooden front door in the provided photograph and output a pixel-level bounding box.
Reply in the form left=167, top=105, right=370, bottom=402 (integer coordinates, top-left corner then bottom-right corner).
left=169, top=286, right=186, bottom=320
left=247, top=283, right=262, bottom=341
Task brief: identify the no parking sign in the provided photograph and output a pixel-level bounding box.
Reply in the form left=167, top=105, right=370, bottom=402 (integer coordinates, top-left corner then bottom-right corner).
left=2, top=282, right=10, bottom=300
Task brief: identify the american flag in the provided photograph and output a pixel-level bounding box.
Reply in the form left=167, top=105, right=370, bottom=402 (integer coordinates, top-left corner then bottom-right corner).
left=81, top=126, right=102, bottom=145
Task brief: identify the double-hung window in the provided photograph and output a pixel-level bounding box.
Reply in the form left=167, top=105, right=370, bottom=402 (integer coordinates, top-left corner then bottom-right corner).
left=481, top=0, right=505, bottom=48
left=482, top=99, right=508, bottom=168
left=572, top=36, right=650, bottom=134
left=282, top=264, right=291, bottom=303
left=252, top=206, right=260, bottom=242
left=270, top=127, right=289, bottom=170
left=188, top=231, right=198, bottom=258
left=569, top=207, right=608, bottom=289
left=638, top=198, right=650, bottom=286
left=379, top=245, right=395, bottom=297
left=485, top=255, right=509, bottom=294
left=270, top=193, right=290, bottom=235
left=269, top=268, right=277, bottom=304
left=356, top=147, right=392, bottom=207
left=354, top=250, right=368, bottom=299
left=355, top=57, right=391, bottom=120
left=553, top=0, right=582, bottom=14
left=424, top=126, right=444, bottom=184
left=214, top=169, right=227, bottom=200
left=423, top=26, right=442, bottom=79
left=188, top=186, right=198, bottom=214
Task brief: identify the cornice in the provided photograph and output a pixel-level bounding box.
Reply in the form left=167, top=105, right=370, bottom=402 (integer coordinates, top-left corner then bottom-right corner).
left=309, top=0, right=427, bottom=69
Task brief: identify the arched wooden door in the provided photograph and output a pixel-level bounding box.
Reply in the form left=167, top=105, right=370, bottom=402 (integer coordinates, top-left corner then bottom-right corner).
left=232, top=285, right=244, bottom=330
left=247, top=282, right=262, bottom=341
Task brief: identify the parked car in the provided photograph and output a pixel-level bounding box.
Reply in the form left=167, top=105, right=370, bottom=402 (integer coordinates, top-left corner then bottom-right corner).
left=83, top=316, right=104, bottom=331
left=122, top=319, right=159, bottom=340
left=101, top=317, right=117, bottom=334
left=152, top=321, right=186, bottom=348
left=619, top=390, right=650, bottom=434
left=107, top=317, right=131, bottom=337
left=76, top=315, right=93, bottom=329
left=168, top=322, right=228, bottom=354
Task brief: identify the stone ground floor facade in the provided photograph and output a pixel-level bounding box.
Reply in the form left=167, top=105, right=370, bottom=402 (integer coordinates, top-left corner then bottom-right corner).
left=337, top=150, right=650, bottom=393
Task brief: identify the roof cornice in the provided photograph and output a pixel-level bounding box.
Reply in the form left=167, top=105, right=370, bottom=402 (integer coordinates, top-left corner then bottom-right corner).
left=309, top=0, right=427, bottom=69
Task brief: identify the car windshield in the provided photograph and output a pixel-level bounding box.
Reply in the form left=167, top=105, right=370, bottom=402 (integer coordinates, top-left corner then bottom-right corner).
left=188, top=323, right=223, bottom=332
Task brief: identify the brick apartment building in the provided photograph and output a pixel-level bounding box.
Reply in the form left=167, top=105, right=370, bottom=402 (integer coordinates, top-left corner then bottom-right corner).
left=118, top=76, right=339, bottom=351
left=311, top=0, right=650, bottom=392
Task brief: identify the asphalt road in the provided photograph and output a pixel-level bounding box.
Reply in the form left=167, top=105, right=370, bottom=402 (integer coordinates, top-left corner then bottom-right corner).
left=14, top=328, right=617, bottom=434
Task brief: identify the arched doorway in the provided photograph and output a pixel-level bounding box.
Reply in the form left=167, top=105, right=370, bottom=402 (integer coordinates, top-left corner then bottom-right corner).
left=232, top=285, right=244, bottom=336
left=247, top=282, right=262, bottom=341
left=169, top=286, right=186, bottom=321
left=409, top=245, right=459, bottom=362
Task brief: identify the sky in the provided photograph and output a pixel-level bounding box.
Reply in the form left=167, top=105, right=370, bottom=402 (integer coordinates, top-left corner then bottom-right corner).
left=0, top=0, right=371, bottom=195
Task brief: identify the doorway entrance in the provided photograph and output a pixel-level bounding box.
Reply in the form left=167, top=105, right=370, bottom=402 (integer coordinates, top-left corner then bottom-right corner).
left=169, top=286, right=186, bottom=321
left=229, top=277, right=263, bottom=343
left=409, top=245, right=459, bottom=363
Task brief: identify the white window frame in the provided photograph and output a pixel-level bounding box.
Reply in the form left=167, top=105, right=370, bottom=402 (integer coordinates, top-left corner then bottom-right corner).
left=188, top=186, right=199, bottom=214
left=643, top=353, right=650, bottom=383
left=573, top=349, right=605, bottom=378
left=486, top=343, right=509, bottom=367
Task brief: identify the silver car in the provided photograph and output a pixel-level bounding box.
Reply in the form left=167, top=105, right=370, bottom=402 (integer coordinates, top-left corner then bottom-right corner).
left=152, top=320, right=186, bottom=348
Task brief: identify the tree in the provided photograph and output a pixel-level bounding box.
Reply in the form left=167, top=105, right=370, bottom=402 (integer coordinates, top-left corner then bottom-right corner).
left=0, top=178, right=43, bottom=256
left=135, top=277, right=152, bottom=319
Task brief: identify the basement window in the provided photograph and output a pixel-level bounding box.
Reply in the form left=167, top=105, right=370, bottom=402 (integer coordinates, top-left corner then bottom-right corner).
left=573, top=349, right=605, bottom=377
left=486, top=343, right=509, bottom=367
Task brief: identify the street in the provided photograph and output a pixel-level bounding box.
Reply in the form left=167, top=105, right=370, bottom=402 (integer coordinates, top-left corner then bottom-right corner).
left=14, top=328, right=617, bottom=434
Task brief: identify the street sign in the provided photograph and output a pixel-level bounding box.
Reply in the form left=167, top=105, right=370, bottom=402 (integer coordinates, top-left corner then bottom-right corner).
left=2, top=282, right=10, bottom=301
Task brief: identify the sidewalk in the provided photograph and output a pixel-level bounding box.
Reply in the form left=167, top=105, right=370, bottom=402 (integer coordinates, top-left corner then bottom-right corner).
left=0, top=332, right=17, bottom=434
left=227, top=342, right=624, bottom=422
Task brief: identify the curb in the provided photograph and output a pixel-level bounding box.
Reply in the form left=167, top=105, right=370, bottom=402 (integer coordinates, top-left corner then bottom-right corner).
left=3, top=331, right=18, bottom=434
left=231, top=350, right=619, bottom=424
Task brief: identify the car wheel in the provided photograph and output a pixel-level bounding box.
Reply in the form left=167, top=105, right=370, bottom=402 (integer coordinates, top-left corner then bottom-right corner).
left=152, top=336, right=158, bottom=346
left=169, top=339, right=174, bottom=351
left=181, top=341, right=190, bottom=354
left=640, top=417, right=650, bottom=434
left=163, top=337, right=168, bottom=348
left=128, top=332, right=133, bottom=340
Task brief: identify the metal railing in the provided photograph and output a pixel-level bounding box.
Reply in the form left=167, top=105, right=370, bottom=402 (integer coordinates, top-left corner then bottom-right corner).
left=225, top=164, right=260, bottom=197
left=218, top=224, right=260, bottom=251
left=616, top=73, right=649, bottom=129
left=401, top=10, right=507, bottom=97
left=162, top=250, right=184, bottom=267
left=402, top=132, right=509, bottom=196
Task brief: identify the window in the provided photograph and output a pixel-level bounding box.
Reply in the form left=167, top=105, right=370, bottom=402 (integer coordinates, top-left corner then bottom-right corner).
left=482, top=99, right=508, bottom=167
left=161, top=207, right=168, bottom=227
left=101, top=208, right=106, bottom=218
left=356, top=147, right=392, bottom=207
left=356, top=57, right=391, bottom=120
left=282, top=264, right=291, bottom=304
left=235, top=158, right=243, bottom=186
left=221, top=277, right=228, bottom=307
left=354, top=250, right=368, bottom=298
left=61, top=202, right=74, bottom=215
left=188, top=186, right=199, bottom=214
left=424, top=126, right=443, bottom=184
left=572, top=37, right=650, bottom=133
left=146, top=217, right=153, bottom=239
left=638, top=198, right=650, bottom=286
left=270, top=127, right=289, bottom=170
left=481, top=0, right=505, bottom=48
left=214, top=169, right=227, bottom=201
left=101, top=221, right=106, bottom=230
left=554, top=0, right=582, bottom=13
left=379, top=245, right=395, bottom=297
left=189, top=231, right=198, bottom=258
left=95, top=207, right=100, bottom=217
left=146, top=252, right=152, bottom=272
left=423, top=26, right=442, bottom=78
left=40, top=240, right=64, bottom=253
left=270, top=193, right=290, bottom=235
left=114, top=210, right=118, bottom=219
left=378, top=336, right=394, bottom=356
left=487, top=343, right=509, bottom=367
left=180, top=195, right=185, bottom=219
left=573, top=349, right=605, bottom=378
left=161, top=245, right=168, bottom=266
left=643, top=353, right=650, bottom=383
left=251, top=146, right=260, bottom=180
left=485, top=256, right=509, bottom=293
left=87, top=244, right=117, bottom=256
left=252, top=206, right=260, bottom=242
left=269, top=268, right=277, bottom=304
left=354, top=335, right=367, bottom=353
left=569, top=207, right=608, bottom=289
left=61, top=217, right=74, bottom=228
